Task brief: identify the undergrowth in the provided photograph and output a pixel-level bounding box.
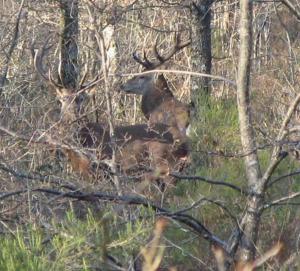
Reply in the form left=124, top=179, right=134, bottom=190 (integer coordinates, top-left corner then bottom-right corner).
left=0, top=208, right=153, bottom=271
left=1, top=96, right=300, bottom=270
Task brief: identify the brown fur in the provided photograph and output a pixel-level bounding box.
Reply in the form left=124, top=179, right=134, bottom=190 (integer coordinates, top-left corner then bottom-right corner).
left=148, top=98, right=191, bottom=140
left=141, top=74, right=173, bottom=118
left=121, top=73, right=191, bottom=141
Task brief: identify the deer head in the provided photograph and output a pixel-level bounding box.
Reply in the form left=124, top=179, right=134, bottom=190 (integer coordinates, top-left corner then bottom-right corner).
left=32, top=41, right=99, bottom=124
left=120, top=34, right=190, bottom=95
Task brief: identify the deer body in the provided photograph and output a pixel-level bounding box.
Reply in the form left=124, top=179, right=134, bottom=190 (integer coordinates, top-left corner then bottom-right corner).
left=121, top=78, right=191, bottom=140
left=49, top=120, right=188, bottom=184
left=51, top=89, right=188, bottom=181
left=78, top=122, right=188, bottom=177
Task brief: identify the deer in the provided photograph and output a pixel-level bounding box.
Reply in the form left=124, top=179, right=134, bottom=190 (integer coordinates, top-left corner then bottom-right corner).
left=32, top=42, right=189, bottom=187
left=120, top=35, right=192, bottom=142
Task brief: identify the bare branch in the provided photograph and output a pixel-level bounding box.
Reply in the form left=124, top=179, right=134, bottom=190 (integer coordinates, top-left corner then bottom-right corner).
left=0, top=162, right=76, bottom=188
left=263, top=91, right=300, bottom=185
left=263, top=192, right=300, bottom=209
left=117, top=69, right=236, bottom=86
left=170, top=173, right=246, bottom=194
left=172, top=196, right=241, bottom=232
left=0, top=187, right=229, bottom=252
left=0, top=190, right=27, bottom=201
left=267, top=169, right=300, bottom=188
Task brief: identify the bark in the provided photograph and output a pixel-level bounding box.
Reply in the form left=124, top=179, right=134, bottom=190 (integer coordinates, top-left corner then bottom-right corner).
left=236, top=0, right=263, bottom=262
left=59, top=0, right=79, bottom=89
left=191, top=0, right=212, bottom=103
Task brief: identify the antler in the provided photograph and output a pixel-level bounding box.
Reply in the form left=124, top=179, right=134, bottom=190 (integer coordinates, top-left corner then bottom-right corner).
left=132, top=34, right=191, bottom=70
left=79, top=65, right=100, bottom=91
left=31, top=38, right=62, bottom=89
left=32, top=40, right=100, bottom=92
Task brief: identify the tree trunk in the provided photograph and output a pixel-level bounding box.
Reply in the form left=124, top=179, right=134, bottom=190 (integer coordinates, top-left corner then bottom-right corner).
left=59, top=0, right=79, bottom=89
left=191, top=0, right=212, bottom=105
left=236, top=0, right=263, bottom=262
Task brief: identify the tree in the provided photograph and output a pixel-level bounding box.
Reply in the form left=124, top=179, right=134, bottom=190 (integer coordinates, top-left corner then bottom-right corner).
left=234, top=0, right=262, bottom=261
left=190, top=0, right=213, bottom=103
left=59, top=0, right=79, bottom=88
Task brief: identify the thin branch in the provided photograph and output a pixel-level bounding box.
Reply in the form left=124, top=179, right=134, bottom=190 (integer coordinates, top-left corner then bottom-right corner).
left=1, top=187, right=229, bottom=252
left=263, top=91, right=300, bottom=186
left=267, top=169, right=300, bottom=188
left=172, top=196, right=240, bottom=231
left=263, top=192, right=300, bottom=209
left=170, top=173, right=246, bottom=194
left=0, top=190, right=27, bottom=200
left=40, top=188, right=229, bottom=252
left=122, top=18, right=180, bottom=33
left=0, top=162, right=75, bottom=188
left=116, top=69, right=236, bottom=86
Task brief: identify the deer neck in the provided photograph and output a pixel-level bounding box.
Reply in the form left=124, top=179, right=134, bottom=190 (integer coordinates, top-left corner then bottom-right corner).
left=57, top=103, right=91, bottom=145
left=141, top=75, right=173, bottom=119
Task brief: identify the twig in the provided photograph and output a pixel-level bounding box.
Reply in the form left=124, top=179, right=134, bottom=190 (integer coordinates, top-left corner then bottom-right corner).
left=0, top=190, right=27, bottom=200
left=172, top=196, right=240, bottom=230
left=267, top=169, right=300, bottom=188
left=263, top=91, right=300, bottom=186
left=263, top=192, right=300, bottom=209
left=0, top=162, right=78, bottom=189
left=1, top=187, right=229, bottom=252
left=170, top=173, right=246, bottom=194
left=115, top=69, right=236, bottom=86
left=280, top=0, right=300, bottom=20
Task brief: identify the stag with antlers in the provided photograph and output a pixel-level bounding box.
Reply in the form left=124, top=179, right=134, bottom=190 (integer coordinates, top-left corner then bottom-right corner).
left=120, top=35, right=192, bottom=141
